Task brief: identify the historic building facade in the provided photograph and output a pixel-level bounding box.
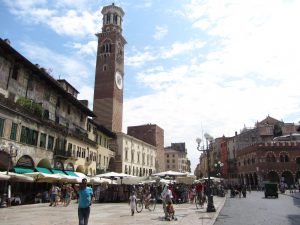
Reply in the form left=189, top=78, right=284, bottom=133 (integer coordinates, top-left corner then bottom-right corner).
left=127, top=124, right=164, bottom=172
left=194, top=116, right=300, bottom=186
left=0, top=38, right=114, bottom=176
left=164, top=143, right=191, bottom=173
left=113, top=132, right=157, bottom=176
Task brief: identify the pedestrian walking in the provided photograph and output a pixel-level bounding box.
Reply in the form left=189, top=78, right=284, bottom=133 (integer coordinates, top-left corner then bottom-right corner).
left=161, top=184, right=173, bottom=220
left=77, top=178, right=94, bottom=225
left=49, top=184, right=60, bottom=207
left=129, top=191, right=136, bottom=216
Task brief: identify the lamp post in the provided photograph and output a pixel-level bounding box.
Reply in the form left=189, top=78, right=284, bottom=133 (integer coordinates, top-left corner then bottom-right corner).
left=0, top=142, right=19, bottom=208
left=214, top=161, right=224, bottom=178
left=196, top=133, right=216, bottom=212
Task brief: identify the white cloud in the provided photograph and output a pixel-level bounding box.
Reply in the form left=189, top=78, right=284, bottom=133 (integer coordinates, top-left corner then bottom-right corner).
left=153, top=25, right=168, bottom=40
left=48, top=10, right=99, bottom=38
left=78, top=85, right=94, bottom=109
left=72, top=41, right=98, bottom=55
left=126, top=40, right=206, bottom=67
left=20, top=42, right=92, bottom=88
left=161, top=40, right=206, bottom=59
left=3, top=0, right=99, bottom=38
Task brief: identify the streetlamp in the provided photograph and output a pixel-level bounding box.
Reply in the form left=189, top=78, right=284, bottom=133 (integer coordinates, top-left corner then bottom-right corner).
left=214, top=161, right=224, bottom=177
left=196, top=133, right=216, bottom=212
left=0, top=142, right=19, bottom=207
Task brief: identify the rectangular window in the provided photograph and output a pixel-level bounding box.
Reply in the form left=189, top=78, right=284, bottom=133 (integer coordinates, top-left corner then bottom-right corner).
left=39, top=133, right=46, bottom=148
left=68, top=143, right=72, bottom=151
left=20, top=126, right=38, bottom=146
left=99, top=136, right=102, bottom=145
left=11, top=65, right=19, bottom=80
left=56, top=97, right=60, bottom=108
left=47, top=135, right=54, bottom=150
left=10, top=122, right=18, bottom=140
left=0, top=118, right=4, bottom=137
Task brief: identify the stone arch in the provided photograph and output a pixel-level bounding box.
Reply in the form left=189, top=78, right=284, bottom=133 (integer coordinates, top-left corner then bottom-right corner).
left=239, top=174, right=244, bottom=184
left=132, top=166, right=135, bottom=176
left=249, top=173, right=254, bottom=186
left=37, top=158, right=51, bottom=168
left=265, top=151, right=276, bottom=162
left=76, top=165, right=84, bottom=173
left=267, top=171, right=280, bottom=183
left=0, top=151, right=13, bottom=170
left=245, top=174, right=249, bottom=185
left=54, top=160, right=64, bottom=169
left=281, top=171, right=294, bottom=186
left=65, top=162, right=75, bottom=171
left=125, top=165, right=128, bottom=174
left=279, top=151, right=289, bottom=162
left=296, top=171, right=300, bottom=183
left=253, top=173, right=258, bottom=186
left=16, top=155, right=35, bottom=168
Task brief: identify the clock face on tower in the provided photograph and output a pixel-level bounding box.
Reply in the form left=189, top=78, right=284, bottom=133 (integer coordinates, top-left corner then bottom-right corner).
left=115, top=71, right=123, bottom=90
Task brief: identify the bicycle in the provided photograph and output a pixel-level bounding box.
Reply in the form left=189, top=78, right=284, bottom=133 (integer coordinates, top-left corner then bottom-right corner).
left=136, top=196, right=157, bottom=213
left=195, top=194, right=206, bottom=209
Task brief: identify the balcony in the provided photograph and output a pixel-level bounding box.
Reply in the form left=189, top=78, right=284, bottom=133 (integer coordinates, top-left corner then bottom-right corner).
left=54, top=149, right=72, bottom=159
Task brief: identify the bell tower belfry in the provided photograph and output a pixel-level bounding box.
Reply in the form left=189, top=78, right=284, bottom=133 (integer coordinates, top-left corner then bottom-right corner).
left=93, top=3, right=126, bottom=132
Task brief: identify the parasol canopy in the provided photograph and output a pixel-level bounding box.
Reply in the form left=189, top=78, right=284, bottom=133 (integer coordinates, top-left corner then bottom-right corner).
left=152, top=170, right=187, bottom=177
left=96, top=172, right=133, bottom=178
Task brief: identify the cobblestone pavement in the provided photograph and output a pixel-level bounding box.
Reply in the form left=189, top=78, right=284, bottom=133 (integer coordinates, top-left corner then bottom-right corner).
left=0, top=196, right=226, bottom=225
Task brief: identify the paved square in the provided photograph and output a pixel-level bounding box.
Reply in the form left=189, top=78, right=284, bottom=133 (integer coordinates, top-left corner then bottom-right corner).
left=0, top=196, right=226, bottom=225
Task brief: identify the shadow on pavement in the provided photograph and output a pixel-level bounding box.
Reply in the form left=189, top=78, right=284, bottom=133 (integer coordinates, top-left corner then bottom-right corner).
left=287, top=215, right=300, bottom=225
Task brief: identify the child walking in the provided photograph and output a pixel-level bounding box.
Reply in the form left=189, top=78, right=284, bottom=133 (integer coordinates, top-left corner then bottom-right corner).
left=129, top=191, right=137, bottom=216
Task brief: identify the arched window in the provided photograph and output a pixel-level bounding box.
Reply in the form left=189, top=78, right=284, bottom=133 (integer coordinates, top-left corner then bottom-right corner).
left=280, top=153, right=289, bottom=162
left=266, top=152, right=276, bottom=162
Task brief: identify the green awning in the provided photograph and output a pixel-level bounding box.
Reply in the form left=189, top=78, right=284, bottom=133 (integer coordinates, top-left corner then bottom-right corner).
left=35, top=167, right=53, bottom=174
left=51, top=169, right=67, bottom=175
left=64, top=170, right=78, bottom=177
left=14, top=167, right=34, bottom=174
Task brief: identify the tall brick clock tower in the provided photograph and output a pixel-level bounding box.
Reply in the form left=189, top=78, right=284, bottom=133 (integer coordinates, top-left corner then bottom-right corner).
left=93, top=3, right=126, bottom=132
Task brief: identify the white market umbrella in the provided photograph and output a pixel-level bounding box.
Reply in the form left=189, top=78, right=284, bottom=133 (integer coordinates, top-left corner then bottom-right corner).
left=75, top=172, right=91, bottom=183
left=5, top=172, right=34, bottom=182
left=89, top=177, right=112, bottom=184
left=56, top=173, right=81, bottom=183
left=0, top=172, right=10, bottom=181
left=24, top=172, right=61, bottom=183
left=96, top=172, right=133, bottom=178
left=152, top=170, right=187, bottom=177
left=96, top=172, right=133, bottom=184
left=116, top=176, right=145, bottom=185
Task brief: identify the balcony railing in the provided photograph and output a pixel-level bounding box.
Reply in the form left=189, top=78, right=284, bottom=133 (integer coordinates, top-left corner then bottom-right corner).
left=54, top=149, right=72, bottom=158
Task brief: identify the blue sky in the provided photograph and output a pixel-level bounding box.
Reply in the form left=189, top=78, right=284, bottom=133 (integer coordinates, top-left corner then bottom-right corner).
left=1, top=0, right=300, bottom=171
